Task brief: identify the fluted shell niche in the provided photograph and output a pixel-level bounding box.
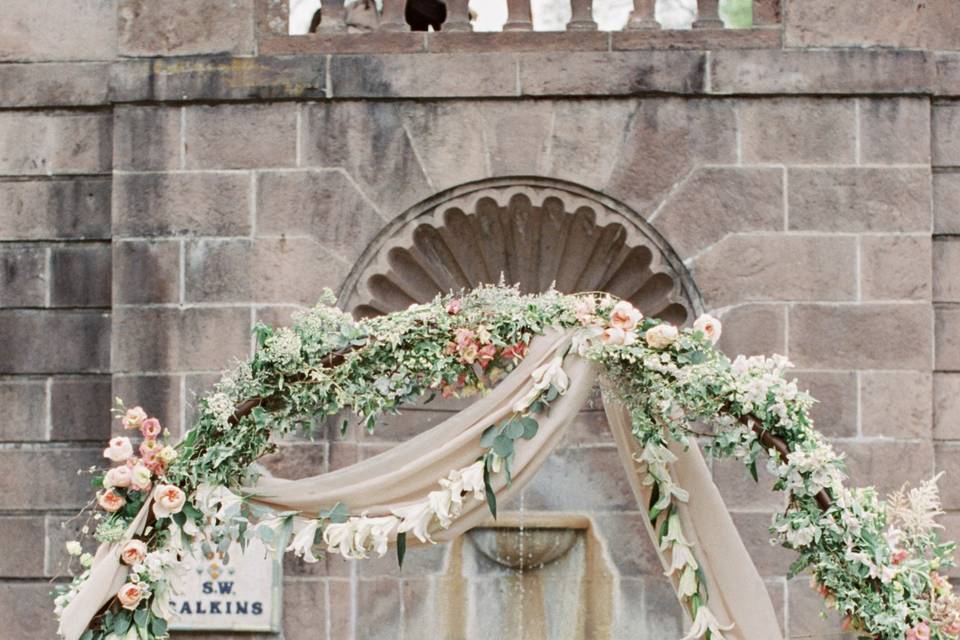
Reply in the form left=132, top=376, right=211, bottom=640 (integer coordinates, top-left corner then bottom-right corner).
left=341, top=181, right=700, bottom=324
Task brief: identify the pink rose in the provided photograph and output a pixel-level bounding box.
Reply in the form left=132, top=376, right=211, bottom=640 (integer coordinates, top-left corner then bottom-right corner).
left=152, top=484, right=186, bottom=518
left=103, top=437, right=134, bottom=463
left=693, top=314, right=722, bottom=345
left=140, top=417, right=162, bottom=439
left=117, top=581, right=145, bottom=610
left=445, top=298, right=461, bottom=315
left=120, top=539, right=148, bottom=566
left=609, top=300, right=642, bottom=332
left=104, top=465, right=133, bottom=489
left=98, top=489, right=125, bottom=513
left=121, top=406, right=147, bottom=430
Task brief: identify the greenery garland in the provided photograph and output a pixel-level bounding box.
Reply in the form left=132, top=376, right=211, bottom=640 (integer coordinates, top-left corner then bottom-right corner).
left=56, top=286, right=959, bottom=640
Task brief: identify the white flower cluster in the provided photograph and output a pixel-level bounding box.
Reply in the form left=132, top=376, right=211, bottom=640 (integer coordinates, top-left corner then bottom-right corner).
left=205, top=392, right=236, bottom=427
left=263, top=327, right=304, bottom=368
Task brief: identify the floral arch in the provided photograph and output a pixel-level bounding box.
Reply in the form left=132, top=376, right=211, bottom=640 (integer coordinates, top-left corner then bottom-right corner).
left=55, top=286, right=959, bottom=640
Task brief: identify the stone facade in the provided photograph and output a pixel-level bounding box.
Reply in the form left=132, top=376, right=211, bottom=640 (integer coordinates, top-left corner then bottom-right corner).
left=2, top=1, right=960, bottom=638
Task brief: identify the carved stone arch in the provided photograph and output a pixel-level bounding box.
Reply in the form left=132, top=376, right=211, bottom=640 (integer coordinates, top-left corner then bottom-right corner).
left=339, top=177, right=703, bottom=322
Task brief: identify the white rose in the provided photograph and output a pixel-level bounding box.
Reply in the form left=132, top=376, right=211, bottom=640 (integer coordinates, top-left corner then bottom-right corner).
left=103, top=436, right=134, bottom=463
left=645, top=324, right=679, bottom=349
left=130, top=462, right=152, bottom=492
left=151, top=484, right=186, bottom=519
left=693, top=314, right=722, bottom=345
left=104, top=465, right=133, bottom=489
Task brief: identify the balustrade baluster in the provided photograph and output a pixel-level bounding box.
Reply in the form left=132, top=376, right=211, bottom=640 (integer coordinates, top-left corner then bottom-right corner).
left=692, top=0, right=724, bottom=28
left=567, top=0, right=598, bottom=30
left=626, top=0, right=659, bottom=29
left=443, top=0, right=473, bottom=31
left=503, top=0, right=533, bottom=31
left=313, top=0, right=347, bottom=31
left=378, top=0, right=409, bottom=31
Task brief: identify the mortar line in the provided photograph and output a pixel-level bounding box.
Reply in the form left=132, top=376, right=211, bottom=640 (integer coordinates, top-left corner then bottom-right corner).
left=854, top=98, right=862, bottom=165
left=179, top=107, right=187, bottom=170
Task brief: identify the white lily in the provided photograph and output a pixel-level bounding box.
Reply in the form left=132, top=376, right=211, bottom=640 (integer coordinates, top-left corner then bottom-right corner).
left=659, top=512, right=692, bottom=551
left=392, top=500, right=436, bottom=544
left=653, top=476, right=690, bottom=510
left=286, top=518, right=321, bottom=563
left=665, top=542, right=699, bottom=576
left=354, top=515, right=399, bottom=557
left=681, top=605, right=734, bottom=640
left=678, top=564, right=699, bottom=598
left=323, top=520, right=358, bottom=559
left=512, top=356, right=569, bottom=413
left=458, top=461, right=486, bottom=500
left=428, top=488, right=456, bottom=528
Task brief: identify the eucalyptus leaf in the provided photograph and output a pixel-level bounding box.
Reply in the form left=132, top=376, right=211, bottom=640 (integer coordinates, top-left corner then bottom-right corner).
left=479, top=424, right=498, bottom=448
left=396, top=531, right=407, bottom=569
left=492, top=434, right=514, bottom=458
left=483, top=464, right=497, bottom=520
left=520, top=417, right=539, bottom=439
left=505, top=421, right=525, bottom=439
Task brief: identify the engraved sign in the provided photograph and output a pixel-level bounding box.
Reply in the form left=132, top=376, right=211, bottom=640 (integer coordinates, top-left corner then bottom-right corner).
left=169, top=537, right=282, bottom=632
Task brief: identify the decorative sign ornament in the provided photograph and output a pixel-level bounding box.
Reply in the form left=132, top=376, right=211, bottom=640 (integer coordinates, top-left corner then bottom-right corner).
left=54, top=286, right=960, bottom=640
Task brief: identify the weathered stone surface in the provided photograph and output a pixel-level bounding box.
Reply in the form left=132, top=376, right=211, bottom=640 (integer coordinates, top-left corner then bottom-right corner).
left=793, top=370, right=858, bottom=438
left=0, top=517, right=45, bottom=577
left=715, top=304, right=786, bottom=357
left=256, top=169, right=386, bottom=263
left=522, top=446, right=636, bottom=511
left=732, top=512, right=794, bottom=576
left=740, top=98, right=855, bottom=164
left=519, top=51, right=705, bottom=96
left=185, top=103, right=297, bottom=170
left=861, top=371, right=933, bottom=439
left=477, top=102, right=553, bottom=177
left=934, top=104, right=960, bottom=167
left=694, top=234, right=856, bottom=306
left=112, top=239, right=181, bottom=304
left=543, top=100, right=635, bottom=191
left=0, top=0, right=116, bottom=62
left=261, top=443, right=328, bottom=480
left=711, top=49, right=933, bottom=95
left=0, top=448, right=102, bottom=509
left=282, top=579, right=328, bottom=640
left=935, top=373, right=960, bottom=440
left=355, top=579, right=403, bottom=640
left=0, top=178, right=111, bottom=240
left=0, top=581, right=61, bottom=639
left=330, top=53, right=517, bottom=98
left=112, top=307, right=250, bottom=372
left=590, top=513, right=664, bottom=576
left=111, top=374, right=182, bottom=436
left=430, top=31, right=607, bottom=53
left=788, top=168, right=931, bottom=232
left=934, top=172, right=960, bottom=234
left=50, top=243, right=111, bottom=307
left=612, top=27, right=781, bottom=50
left=262, top=32, right=426, bottom=55
left=936, top=305, right=960, bottom=371
left=301, top=101, right=432, bottom=218
left=0, top=111, right=111, bottom=175
left=937, top=442, right=960, bottom=509
left=787, top=576, right=855, bottom=639
left=862, top=235, right=931, bottom=301
left=50, top=376, right=112, bottom=441
left=604, top=99, right=736, bottom=212
left=789, top=303, right=932, bottom=370
left=0, top=62, right=110, bottom=108
left=859, top=98, right=931, bottom=164
left=0, top=245, right=46, bottom=307
left=185, top=237, right=349, bottom=304
left=840, top=440, right=935, bottom=496
left=784, top=0, right=960, bottom=50
left=0, top=310, right=109, bottom=374
left=113, top=105, right=181, bottom=171
left=713, top=457, right=786, bottom=511
left=935, top=239, right=960, bottom=302
left=0, top=380, right=47, bottom=441
left=398, top=102, right=489, bottom=191
left=117, top=0, right=256, bottom=56
left=112, top=172, right=251, bottom=237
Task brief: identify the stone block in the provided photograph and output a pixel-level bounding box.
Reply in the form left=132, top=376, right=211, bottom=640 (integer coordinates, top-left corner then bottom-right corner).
left=0, top=581, right=60, bottom=639
left=935, top=239, right=960, bottom=302
left=476, top=101, right=553, bottom=177
left=113, top=105, right=182, bottom=171
left=112, top=307, right=250, bottom=372
left=117, top=0, right=256, bottom=56
left=787, top=576, right=856, bottom=640
left=936, top=305, right=960, bottom=371
left=329, top=53, right=517, bottom=98
left=715, top=304, right=787, bottom=358
left=740, top=98, right=855, bottom=164
left=838, top=440, right=934, bottom=497
left=50, top=376, right=112, bottom=441
left=788, top=304, right=932, bottom=370
left=184, top=103, right=297, bottom=170
left=522, top=446, right=636, bottom=512
left=793, top=370, right=858, bottom=438
left=0, top=517, right=45, bottom=577
left=112, top=239, right=181, bottom=304
left=356, top=579, right=403, bottom=640
left=256, top=170, right=386, bottom=264
left=50, top=243, right=111, bottom=307
left=0, top=310, right=109, bottom=374
left=0, top=62, right=110, bottom=108
left=0, top=380, right=47, bottom=441
left=788, top=168, right=931, bottom=232
left=183, top=372, right=222, bottom=431
left=396, top=102, right=489, bottom=192
left=860, top=371, right=933, bottom=439
left=935, top=373, right=960, bottom=440
left=281, top=579, right=328, bottom=640
left=859, top=98, right=931, bottom=164
left=184, top=237, right=349, bottom=305
left=111, top=374, right=182, bottom=436
left=732, top=512, right=793, bottom=576
left=937, top=443, right=960, bottom=509
left=518, top=51, right=705, bottom=96
left=713, top=457, right=786, bottom=512
left=640, top=576, right=686, bottom=635
left=262, top=32, right=425, bottom=55
left=112, top=172, right=251, bottom=237
left=934, top=104, right=960, bottom=167
left=0, top=111, right=110, bottom=175
left=0, top=0, right=116, bottom=62
left=0, top=178, right=111, bottom=240
left=45, top=514, right=97, bottom=578
left=357, top=542, right=447, bottom=579
left=0, top=447, right=102, bottom=509
left=861, top=235, right=931, bottom=302
left=694, top=234, right=856, bottom=307
left=934, top=172, right=960, bottom=234
left=543, top=100, right=635, bottom=191
left=0, top=245, right=46, bottom=307
left=429, top=31, right=607, bottom=54
left=260, top=443, right=327, bottom=480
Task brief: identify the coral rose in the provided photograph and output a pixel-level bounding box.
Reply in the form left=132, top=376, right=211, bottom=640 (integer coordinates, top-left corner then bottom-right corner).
left=120, top=539, right=148, bottom=566
left=609, top=300, right=642, bottom=332
left=98, top=489, right=125, bottom=513
left=152, top=484, right=186, bottom=518
left=693, top=314, right=722, bottom=345
left=117, top=581, right=145, bottom=610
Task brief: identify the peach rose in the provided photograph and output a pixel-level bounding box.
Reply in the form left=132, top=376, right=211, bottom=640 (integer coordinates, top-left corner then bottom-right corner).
left=104, top=465, right=133, bottom=489
left=140, top=417, right=162, bottom=439
left=121, top=406, right=148, bottom=430
left=693, top=314, right=722, bottom=345
left=645, top=323, right=679, bottom=349
left=117, top=581, right=145, bottom=610
left=152, top=484, right=186, bottom=518
left=600, top=326, right=636, bottom=346
left=120, top=539, right=148, bottom=566
left=103, top=436, right=134, bottom=463
left=129, top=462, right=152, bottom=492
left=98, top=489, right=125, bottom=513
left=609, top=300, right=642, bottom=332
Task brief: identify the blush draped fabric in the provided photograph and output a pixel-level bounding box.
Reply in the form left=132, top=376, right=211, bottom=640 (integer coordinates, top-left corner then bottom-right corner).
left=60, top=329, right=781, bottom=640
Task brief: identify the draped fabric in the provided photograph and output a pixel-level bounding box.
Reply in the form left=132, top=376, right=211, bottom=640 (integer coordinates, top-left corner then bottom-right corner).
left=60, top=329, right=782, bottom=640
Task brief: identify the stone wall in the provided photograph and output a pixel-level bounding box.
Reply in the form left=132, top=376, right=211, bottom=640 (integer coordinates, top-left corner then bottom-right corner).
left=2, top=1, right=960, bottom=638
